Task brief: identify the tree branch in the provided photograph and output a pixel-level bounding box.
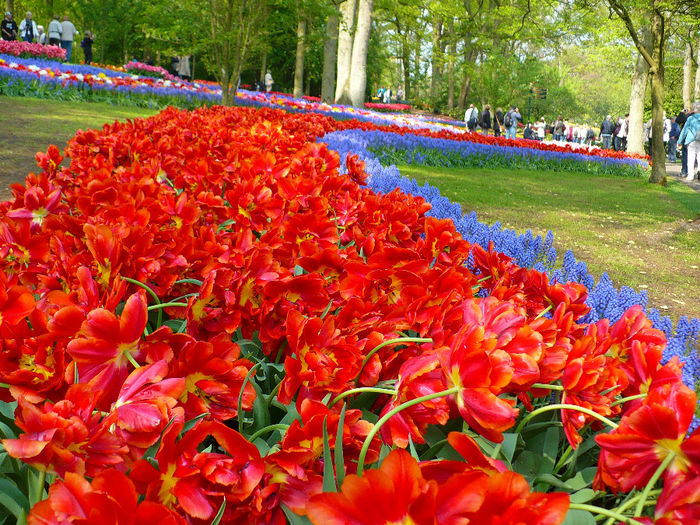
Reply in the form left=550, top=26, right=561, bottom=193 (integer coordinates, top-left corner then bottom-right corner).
left=607, top=0, right=656, bottom=73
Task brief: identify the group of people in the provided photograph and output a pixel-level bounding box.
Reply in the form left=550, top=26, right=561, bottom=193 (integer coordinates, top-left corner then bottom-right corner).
left=2, top=11, right=92, bottom=63
left=250, top=71, right=275, bottom=92
left=376, top=86, right=405, bottom=104
left=464, top=104, right=523, bottom=140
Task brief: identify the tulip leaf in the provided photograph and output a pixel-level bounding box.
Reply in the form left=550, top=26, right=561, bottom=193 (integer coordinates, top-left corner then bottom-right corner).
left=281, top=504, right=313, bottom=525
left=322, top=416, right=337, bottom=492
left=251, top=382, right=270, bottom=430
left=210, top=498, right=226, bottom=525
left=0, top=421, right=17, bottom=440
left=499, top=432, right=518, bottom=464
left=562, top=509, right=596, bottom=525
left=180, top=412, right=209, bottom=436
left=334, top=404, right=347, bottom=489
left=407, top=435, right=420, bottom=461
left=0, top=401, right=16, bottom=421
left=569, top=489, right=597, bottom=504
left=0, top=479, right=29, bottom=519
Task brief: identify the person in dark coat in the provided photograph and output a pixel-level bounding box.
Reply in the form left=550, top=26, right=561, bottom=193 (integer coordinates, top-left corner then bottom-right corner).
left=480, top=104, right=492, bottom=135
left=494, top=108, right=504, bottom=137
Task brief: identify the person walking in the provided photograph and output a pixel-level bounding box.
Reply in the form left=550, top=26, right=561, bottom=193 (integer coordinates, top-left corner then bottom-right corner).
left=599, top=115, right=615, bottom=150
left=617, top=114, right=629, bottom=151
left=494, top=108, right=504, bottom=137
left=553, top=116, right=565, bottom=141
left=18, top=12, right=37, bottom=42
left=47, top=14, right=62, bottom=46
left=465, top=104, right=479, bottom=132
left=667, top=117, right=680, bottom=162
left=480, top=105, right=492, bottom=135
left=177, top=55, right=191, bottom=81
left=1, top=12, right=18, bottom=41
left=80, top=31, right=93, bottom=65
left=536, top=118, right=546, bottom=141
left=678, top=102, right=700, bottom=181
left=60, top=15, right=78, bottom=61
left=264, top=70, right=274, bottom=92
left=36, top=25, right=47, bottom=44
left=505, top=106, right=521, bottom=140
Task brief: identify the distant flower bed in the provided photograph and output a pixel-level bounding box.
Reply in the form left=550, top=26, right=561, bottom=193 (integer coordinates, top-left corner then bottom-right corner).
left=365, top=102, right=412, bottom=112
left=303, top=95, right=321, bottom=102
left=0, top=40, right=65, bottom=61
left=124, top=60, right=178, bottom=82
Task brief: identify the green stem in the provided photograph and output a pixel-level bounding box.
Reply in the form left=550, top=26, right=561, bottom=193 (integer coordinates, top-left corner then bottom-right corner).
left=515, top=403, right=619, bottom=435
left=534, top=304, right=552, bottom=320
left=604, top=490, right=662, bottom=525
left=147, top=302, right=188, bottom=311
left=531, top=382, right=564, bottom=391
left=247, top=424, right=290, bottom=443
left=568, top=503, right=646, bottom=525
left=355, top=337, right=432, bottom=383
left=125, top=352, right=140, bottom=369
left=329, top=387, right=397, bottom=407
left=634, top=451, right=675, bottom=516
left=122, top=277, right=163, bottom=327
left=611, top=393, right=647, bottom=408
left=356, top=386, right=459, bottom=476
left=0, top=382, right=9, bottom=389
left=553, top=445, right=574, bottom=473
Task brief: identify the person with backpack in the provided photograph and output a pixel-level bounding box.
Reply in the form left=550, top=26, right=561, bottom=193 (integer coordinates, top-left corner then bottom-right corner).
left=80, top=31, right=93, bottom=65
left=480, top=104, right=492, bottom=135
left=553, top=116, right=565, bottom=141
left=494, top=108, right=504, bottom=137
left=599, top=115, right=615, bottom=150
left=678, top=102, right=700, bottom=181
left=505, top=106, right=521, bottom=140
left=465, top=104, right=479, bottom=132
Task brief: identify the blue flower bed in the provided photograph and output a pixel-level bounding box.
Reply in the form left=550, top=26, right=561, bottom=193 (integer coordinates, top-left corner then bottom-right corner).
left=356, top=128, right=648, bottom=176
left=321, top=128, right=700, bottom=395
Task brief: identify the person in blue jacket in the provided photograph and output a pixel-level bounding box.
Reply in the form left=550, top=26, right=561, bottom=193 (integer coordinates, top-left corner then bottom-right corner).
left=678, top=102, right=700, bottom=181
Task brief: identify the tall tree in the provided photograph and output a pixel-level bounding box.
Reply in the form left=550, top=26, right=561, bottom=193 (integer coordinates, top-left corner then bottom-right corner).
left=348, top=0, right=373, bottom=107
left=321, top=2, right=340, bottom=102
left=335, top=0, right=357, bottom=103
left=294, top=14, right=308, bottom=98
left=627, top=29, right=652, bottom=155
left=695, top=40, right=700, bottom=100
left=682, top=41, right=693, bottom=110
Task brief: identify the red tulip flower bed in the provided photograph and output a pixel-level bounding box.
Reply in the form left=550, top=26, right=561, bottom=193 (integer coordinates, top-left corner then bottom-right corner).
left=0, top=105, right=697, bottom=525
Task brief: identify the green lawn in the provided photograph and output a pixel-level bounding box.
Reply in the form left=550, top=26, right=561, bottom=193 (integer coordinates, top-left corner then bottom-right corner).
left=0, top=96, right=159, bottom=201
left=398, top=164, right=700, bottom=322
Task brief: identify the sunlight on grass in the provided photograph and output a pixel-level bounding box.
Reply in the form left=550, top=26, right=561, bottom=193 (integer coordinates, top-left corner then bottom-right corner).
left=398, top=164, right=700, bottom=321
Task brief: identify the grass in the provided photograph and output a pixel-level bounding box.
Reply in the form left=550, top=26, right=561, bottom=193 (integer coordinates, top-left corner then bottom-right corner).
left=0, top=96, right=159, bottom=201
left=398, top=164, right=700, bottom=323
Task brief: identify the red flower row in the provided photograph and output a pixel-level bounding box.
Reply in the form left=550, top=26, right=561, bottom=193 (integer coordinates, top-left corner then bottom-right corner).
left=0, top=106, right=694, bottom=524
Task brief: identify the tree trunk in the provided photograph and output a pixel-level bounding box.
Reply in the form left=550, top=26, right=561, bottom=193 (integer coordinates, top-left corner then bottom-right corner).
left=401, top=37, right=410, bottom=99
left=260, top=46, right=267, bottom=83
left=335, top=0, right=357, bottom=104
left=627, top=29, right=651, bottom=155
left=447, top=18, right=455, bottom=111
left=321, top=8, right=339, bottom=103
left=695, top=40, right=700, bottom=101
left=5, top=0, right=13, bottom=17
left=348, top=0, right=373, bottom=107
left=293, top=18, right=307, bottom=99
left=682, top=42, right=693, bottom=111
left=430, top=15, right=442, bottom=109
left=458, top=75, right=471, bottom=112
left=647, top=9, right=665, bottom=184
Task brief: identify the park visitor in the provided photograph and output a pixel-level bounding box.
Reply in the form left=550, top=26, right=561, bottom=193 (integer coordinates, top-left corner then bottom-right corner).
left=48, top=15, right=62, bottom=46
left=505, top=106, right=521, bottom=140
left=599, top=115, right=615, bottom=150
left=396, top=85, right=404, bottom=102
left=36, top=25, right=46, bottom=44
left=677, top=101, right=700, bottom=182
left=383, top=86, right=392, bottom=103
left=668, top=117, right=680, bottom=162
left=480, top=105, right=492, bottom=135
left=677, top=107, right=690, bottom=177
left=1, top=12, right=18, bottom=41
left=553, top=116, right=565, bottom=141
left=19, top=12, right=37, bottom=43
left=465, top=104, right=479, bottom=132
left=494, top=108, right=504, bottom=137
left=536, top=118, right=546, bottom=140
left=265, top=70, right=274, bottom=92
left=617, top=115, right=628, bottom=151
left=60, top=15, right=79, bottom=61
left=80, top=31, right=94, bottom=65
left=177, top=55, right=191, bottom=81
left=523, top=123, right=535, bottom=140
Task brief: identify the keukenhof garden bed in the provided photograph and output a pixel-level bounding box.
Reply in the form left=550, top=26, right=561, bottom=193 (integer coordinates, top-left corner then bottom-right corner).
left=1, top=56, right=700, bottom=525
